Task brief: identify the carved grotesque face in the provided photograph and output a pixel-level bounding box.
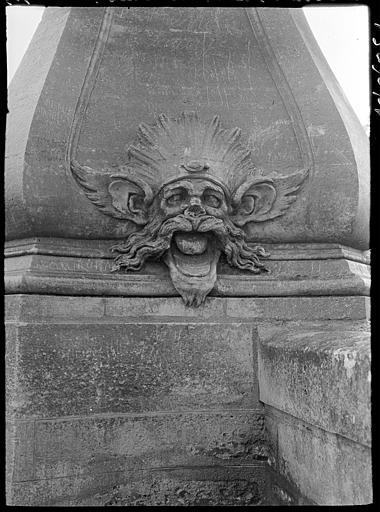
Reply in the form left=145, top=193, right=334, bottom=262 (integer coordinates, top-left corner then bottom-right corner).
left=71, top=112, right=308, bottom=306
left=160, top=179, right=228, bottom=220
left=106, top=174, right=277, bottom=306
left=159, top=178, right=228, bottom=306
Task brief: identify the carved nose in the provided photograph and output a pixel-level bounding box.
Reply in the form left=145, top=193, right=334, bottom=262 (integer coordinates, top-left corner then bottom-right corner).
left=185, top=198, right=205, bottom=217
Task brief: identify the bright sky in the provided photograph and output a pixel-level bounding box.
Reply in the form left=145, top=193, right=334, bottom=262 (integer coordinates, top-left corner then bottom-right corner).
left=6, top=5, right=369, bottom=129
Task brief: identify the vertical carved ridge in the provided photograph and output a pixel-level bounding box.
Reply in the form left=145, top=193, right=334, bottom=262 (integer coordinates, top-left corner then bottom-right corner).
left=245, top=8, right=314, bottom=178
left=66, top=7, right=115, bottom=179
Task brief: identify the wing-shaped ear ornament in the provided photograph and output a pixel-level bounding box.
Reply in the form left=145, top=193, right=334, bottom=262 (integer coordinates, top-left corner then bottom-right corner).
left=70, top=160, right=152, bottom=225
left=231, top=168, right=309, bottom=226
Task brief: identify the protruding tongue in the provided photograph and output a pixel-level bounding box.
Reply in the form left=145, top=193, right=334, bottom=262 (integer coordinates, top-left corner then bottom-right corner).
left=173, top=251, right=212, bottom=277
left=165, top=232, right=221, bottom=306
left=174, top=232, right=208, bottom=255
left=173, top=233, right=212, bottom=277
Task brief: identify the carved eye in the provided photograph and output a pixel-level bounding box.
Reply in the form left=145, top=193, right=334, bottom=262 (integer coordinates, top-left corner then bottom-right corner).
left=203, top=193, right=221, bottom=208
left=166, top=191, right=186, bottom=206
left=240, top=195, right=255, bottom=215
left=128, top=194, right=144, bottom=213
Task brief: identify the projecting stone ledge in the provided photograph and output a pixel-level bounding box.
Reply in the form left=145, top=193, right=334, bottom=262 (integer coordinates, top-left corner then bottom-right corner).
left=4, top=239, right=370, bottom=299
left=258, top=321, right=371, bottom=505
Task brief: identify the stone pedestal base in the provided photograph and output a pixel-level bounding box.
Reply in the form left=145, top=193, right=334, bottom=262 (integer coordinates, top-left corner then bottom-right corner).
left=260, top=321, right=371, bottom=505
left=5, top=241, right=370, bottom=505
left=6, top=294, right=268, bottom=506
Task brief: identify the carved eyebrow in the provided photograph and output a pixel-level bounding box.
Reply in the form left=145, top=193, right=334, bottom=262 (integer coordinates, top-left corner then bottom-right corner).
left=163, top=185, right=190, bottom=198
left=203, top=186, right=224, bottom=196
left=198, top=183, right=225, bottom=198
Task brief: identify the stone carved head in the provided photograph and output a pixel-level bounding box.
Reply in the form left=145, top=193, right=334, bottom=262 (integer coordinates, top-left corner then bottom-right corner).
left=71, top=112, right=308, bottom=306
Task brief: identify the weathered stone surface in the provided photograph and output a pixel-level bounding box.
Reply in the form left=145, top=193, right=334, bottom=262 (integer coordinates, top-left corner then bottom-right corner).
left=6, top=294, right=105, bottom=321
left=5, top=4, right=371, bottom=507
left=81, top=466, right=269, bottom=507
left=10, top=465, right=270, bottom=506
left=227, top=296, right=370, bottom=321
left=6, top=419, right=35, bottom=504
left=9, top=469, right=144, bottom=506
left=6, top=8, right=368, bottom=249
left=6, top=321, right=258, bottom=418
left=5, top=238, right=371, bottom=263
left=5, top=294, right=227, bottom=321
left=6, top=288, right=371, bottom=505
left=12, top=411, right=265, bottom=481
left=9, top=471, right=125, bottom=507
left=258, top=323, right=371, bottom=445
left=5, top=293, right=370, bottom=325
left=266, top=464, right=316, bottom=506
left=258, top=8, right=369, bottom=249
left=5, top=244, right=370, bottom=297
left=266, top=407, right=372, bottom=505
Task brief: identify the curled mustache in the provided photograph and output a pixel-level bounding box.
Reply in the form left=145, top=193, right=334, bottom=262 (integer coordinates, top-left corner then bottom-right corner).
left=110, top=214, right=193, bottom=271
left=110, top=213, right=269, bottom=273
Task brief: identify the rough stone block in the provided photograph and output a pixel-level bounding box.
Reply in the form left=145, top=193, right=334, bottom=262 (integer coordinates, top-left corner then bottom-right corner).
left=5, top=293, right=105, bottom=321
left=6, top=321, right=258, bottom=418
left=10, top=465, right=270, bottom=506
left=74, top=466, right=269, bottom=507
left=9, top=470, right=125, bottom=506
left=32, top=411, right=266, bottom=480
left=5, top=294, right=227, bottom=322
left=269, top=408, right=372, bottom=505
left=258, top=323, right=371, bottom=445
left=6, top=294, right=370, bottom=324
left=6, top=419, right=36, bottom=504
left=104, top=296, right=226, bottom=319
left=227, top=296, right=370, bottom=321
left=266, top=465, right=315, bottom=505
left=6, top=421, right=35, bottom=483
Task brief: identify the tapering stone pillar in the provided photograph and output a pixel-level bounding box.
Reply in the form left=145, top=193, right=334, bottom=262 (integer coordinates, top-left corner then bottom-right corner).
left=6, top=7, right=370, bottom=506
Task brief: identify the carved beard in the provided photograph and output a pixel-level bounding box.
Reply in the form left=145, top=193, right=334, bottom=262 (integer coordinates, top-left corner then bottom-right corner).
left=111, top=214, right=269, bottom=306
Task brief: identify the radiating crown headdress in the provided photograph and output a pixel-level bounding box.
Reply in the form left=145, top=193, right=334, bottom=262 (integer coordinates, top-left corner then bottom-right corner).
left=126, top=111, right=259, bottom=197
left=70, top=111, right=308, bottom=226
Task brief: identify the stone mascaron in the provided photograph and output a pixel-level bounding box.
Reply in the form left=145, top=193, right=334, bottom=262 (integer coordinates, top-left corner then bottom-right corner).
left=71, top=111, right=308, bottom=306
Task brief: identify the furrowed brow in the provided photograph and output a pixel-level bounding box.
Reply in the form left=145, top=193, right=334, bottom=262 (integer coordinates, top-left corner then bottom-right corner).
left=163, top=184, right=190, bottom=198
left=203, top=184, right=225, bottom=196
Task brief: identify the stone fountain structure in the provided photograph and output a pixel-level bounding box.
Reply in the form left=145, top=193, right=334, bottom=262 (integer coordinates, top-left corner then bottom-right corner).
left=5, top=7, right=371, bottom=506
